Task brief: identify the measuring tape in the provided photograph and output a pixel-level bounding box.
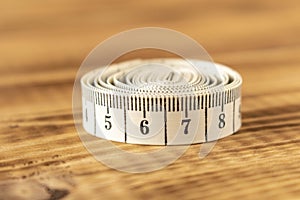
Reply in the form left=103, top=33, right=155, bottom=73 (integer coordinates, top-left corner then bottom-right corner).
left=81, top=59, right=242, bottom=145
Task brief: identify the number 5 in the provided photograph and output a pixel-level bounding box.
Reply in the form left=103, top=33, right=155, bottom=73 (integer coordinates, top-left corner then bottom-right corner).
left=105, top=115, right=112, bottom=130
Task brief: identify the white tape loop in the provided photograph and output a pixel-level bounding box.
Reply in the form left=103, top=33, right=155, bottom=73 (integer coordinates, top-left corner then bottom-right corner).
left=81, top=59, right=242, bottom=145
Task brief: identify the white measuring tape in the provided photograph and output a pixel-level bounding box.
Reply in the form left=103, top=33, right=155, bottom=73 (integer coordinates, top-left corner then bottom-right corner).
left=81, top=59, right=242, bottom=145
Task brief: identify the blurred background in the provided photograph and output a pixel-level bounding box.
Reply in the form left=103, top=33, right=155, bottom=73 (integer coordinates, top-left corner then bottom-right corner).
left=1, top=0, right=299, bottom=116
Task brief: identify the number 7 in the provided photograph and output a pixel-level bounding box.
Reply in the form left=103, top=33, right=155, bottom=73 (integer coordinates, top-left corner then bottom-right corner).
left=181, top=119, right=191, bottom=134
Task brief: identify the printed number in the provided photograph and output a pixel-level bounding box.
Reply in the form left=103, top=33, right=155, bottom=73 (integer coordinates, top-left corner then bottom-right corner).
left=105, top=115, right=112, bottom=130
left=140, top=120, right=149, bottom=135
left=218, top=113, right=225, bottom=129
left=181, top=119, right=191, bottom=134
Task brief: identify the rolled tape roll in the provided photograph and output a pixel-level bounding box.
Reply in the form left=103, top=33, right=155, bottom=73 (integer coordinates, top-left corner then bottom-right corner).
left=81, top=59, right=242, bottom=145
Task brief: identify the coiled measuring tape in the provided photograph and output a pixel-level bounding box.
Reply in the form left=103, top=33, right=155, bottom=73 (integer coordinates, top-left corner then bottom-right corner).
left=81, top=59, right=242, bottom=145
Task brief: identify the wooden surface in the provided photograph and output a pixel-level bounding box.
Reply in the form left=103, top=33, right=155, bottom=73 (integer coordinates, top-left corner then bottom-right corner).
left=0, top=0, right=300, bottom=199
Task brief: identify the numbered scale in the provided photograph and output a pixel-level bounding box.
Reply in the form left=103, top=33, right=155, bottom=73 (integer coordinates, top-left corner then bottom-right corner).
left=81, top=59, right=242, bottom=145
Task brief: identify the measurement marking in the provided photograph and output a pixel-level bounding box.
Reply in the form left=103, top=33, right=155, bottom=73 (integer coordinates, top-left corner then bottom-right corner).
left=107, top=94, right=110, bottom=107
left=160, top=98, right=163, bottom=112
left=168, top=97, right=171, bottom=112
left=94, top=92, right=97, bottom=105
left=93, top=93, right=97, bottom=136
left=96, top=92, right=98, bottom=105
left=217, top=92, right=220, bottom=107
left=233, top=99, right=235, bottom=132
left=151, top=97, right=154, bottom=112
left=99, top=92, right=102, bottom=105
left=228, top=91, right=230, bottom=103
left=181, top=96, right=184, bottom=111
left=110, top=94, right=113, bottom=108
left=127, top=96, right=129, bottom=111
left=205, top=95, right=208, bottom=142
left=85, top=108, right=88, bottom=123
left=123, top=96, right=127, bottom=143
left=226, top=91, right=229, bottom=104
left=143, top=98, right=146, bottom=118
left=147, top=97, right=149, bottom=112
left=107, top=94, right=109, bottom=106
left=106, top=103, right=109, bottom=114
left=103, top=93, right=106, bottom=106
left=185, top=96, right=188, bottom=117
left=164, top=98, right=167, bottom=145
left=173, top=97, right=176, bottom=112
left=189, top=96, right=192, bottom=111
left=116, top=95, right=119, bottom=109
left=215, top=92, right=219, bottom=107
left=106, top=94, right=108, bottom=108
left=113, top=95, right=116, bottom=108
left=221, top=92, right=224, bottom=112
left=120, top=95, right=122, bottom=109
left=96, top=92, right=99, bottom=105
left=109, top=94, right=112, bottom=107
left=139, top=97, right=142, bottom=111
left=143, top=106, right=146, bottom=119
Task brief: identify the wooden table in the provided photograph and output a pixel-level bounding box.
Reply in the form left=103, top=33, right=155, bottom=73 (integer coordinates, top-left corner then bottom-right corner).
left=1, top=0, right=299, bottom=199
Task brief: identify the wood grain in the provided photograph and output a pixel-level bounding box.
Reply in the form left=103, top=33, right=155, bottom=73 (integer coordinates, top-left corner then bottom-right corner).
left=0, top=0, right=299, bottom=199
